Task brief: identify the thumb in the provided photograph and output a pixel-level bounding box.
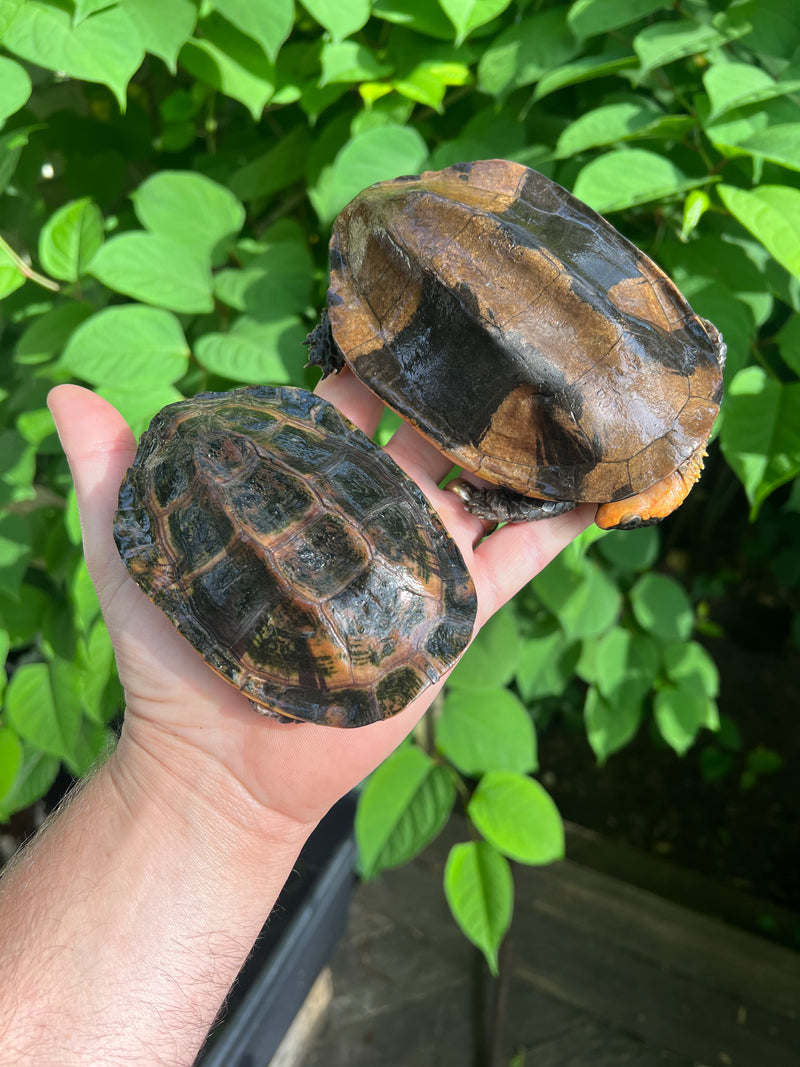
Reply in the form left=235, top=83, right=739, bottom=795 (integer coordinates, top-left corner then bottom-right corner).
left=48, top=384, right=136, bottom=607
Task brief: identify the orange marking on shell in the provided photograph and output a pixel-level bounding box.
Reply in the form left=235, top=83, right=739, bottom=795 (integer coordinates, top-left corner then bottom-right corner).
left=596, top=446, right=707, bottom=529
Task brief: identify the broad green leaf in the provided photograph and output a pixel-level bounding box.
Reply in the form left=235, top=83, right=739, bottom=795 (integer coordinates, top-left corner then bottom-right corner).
left=0, top=514, right=32, bottom=599
left=15, top=303, right=93, bottom=365
left=720, top=365, right=800, bottom=515
left=730, top=0, right=800, bottom=61
left=180, top=15, right=275, bottom=120
left=372, top=0, right=454, bottom=39
left=391, top=58, right=470, bottom=112
left=439, top=0, right=512, bottom=45
left=38, top=198, right=104, bottom=283
left=0, top=585, right=49, bottom=647
left=533, top=555, right=621, bottom=641
left=531, top=47, right=638, bottom=104
left=5, top=661, right=83, bottom=766
left=0, top=430, right=35, bottom=507
left=584, top=685, right=643, bottom=762
left=309, top=124, right=427, bottom=224
left=209, top=0, right=293, bottom=62
left=555, top=99, right=670, bottom=158
left=320, top=40, right=393, bottom=85
left=437, top=688, right=536, bottom=776
left=777, top=314, right=800, bottom=377
left=629, top=573, right=694, bottom=642
left=74, top=0, right=114, bottom=22
left=594, top=628, right=659, bottom=705
left=444, top=841, right=512, bottom=975
left=718, top=184, right=800, bottom=282
left=98, top=385, right=183, bottom=434
left=132, top=171, right=245, bottom=264
left=229, top=126, right=310, bottom=202
left=3, top=2, right=144, bottom=109
left=0, top=727, right=22, bottom=799
left=213, top=240, right=314, bottom=316
left=18, top=406, right=58, bottom=448
left=663, top=641, right=719, bottom=699
left=122, top=0, right=197, bottom=71
left=597, top=526, right=660, bottom=572
left=654, top=684, right=718, bottom=755
left=0, top=243, right=24, bottom=299
left=356, top=746, right=456, bottom=878
left=567, top=0, right=670, bottom=40
left=77, top=619, right=116, bottom=724
left=0, top=55, right=30, bottom=122
left=71, top=558, right=102, bottom=635
left=194, top=327, right=298, bottom=383
left=704, top=62, right=800, bottom=122
left=478, top=9, right=577, bottom=96
left=299, top=0, right=371, bottom=41
left=61, top=305, right=189, bottom=386
left=0, top=126, right=30, bottom=197
left=738, top=125, right=800, bottom=174
left=573, top=149, right=707, bottom=214
left=89, top=232, right=214, bottom=313
left=0, top=746, right=59, bottom=822
left=516, top=628, right=579, bottom=702
left=0, top=0, right=25, bottom=38
left=447, top=607, right=519, bottom=691
left=468, top=771, right=564, bottom=865
left=633, top=16, right=750, bottom=77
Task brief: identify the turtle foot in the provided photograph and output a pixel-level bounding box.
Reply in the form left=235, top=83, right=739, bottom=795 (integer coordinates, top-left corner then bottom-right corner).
left=448, top=480, right=579, bottom=523
left=304, top=308, right=346, bottom=377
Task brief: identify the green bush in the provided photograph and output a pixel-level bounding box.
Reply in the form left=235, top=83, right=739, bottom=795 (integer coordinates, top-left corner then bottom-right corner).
left=1, top=0, right=798, bottom=969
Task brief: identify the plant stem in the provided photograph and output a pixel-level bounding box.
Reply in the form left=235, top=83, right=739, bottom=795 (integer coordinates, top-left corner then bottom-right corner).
left=0, top=235, right=60, bottom=292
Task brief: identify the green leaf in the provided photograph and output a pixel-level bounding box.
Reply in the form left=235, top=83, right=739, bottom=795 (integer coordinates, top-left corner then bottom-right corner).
left=15, top=303, right=94, bottom=366
left=720, top=365, right=800, bottom=515
left=777, top=314, right=800, bottom=377
left=132, top=171, right=245, bottom=264
left=209, top=0, right=293, bottom=62
left=229, top=125, right=310, bottom=202
left=0, top=0, right=25, bottom=38
left=447, top=607, right=519, bottom=691
left=0, top=585, right=49, bottom=647
left=0, top=55, right=31, bottom=122
left=123, top=0, right=197, bottom=72
left=213, top=239, right=314, bottom=316
left=308, top=123, right=428, bottom=224
left=594, top=628, right=659, bottom=705
left=444, top=841, right=512, bottom=975
left=633, top=16, right=750, bottom=77
left=194, top=327, right=298, bottom=384
left=468, top=771, right=564, bottom=865
left=299, top=0, right=371, bottom=41
left=0, top=126, right=30, bottom=197
left=2, top=2, right=145, bottom=110
left=439, top=0, right=512, bottom=46
left=179, top=15, right=275, bottom=120
left=320, top=40, right=393, bottom=85
left=60, top=305, right=189, bottom=387
left=530, top=47, right=638, bottom=104
left=88, top=232, right=214, bottom=313
left=356, top=745, right=456, bottom=879
left=5, top=661, right=83, bottom=767
left=573, top=149, right=708, bottom=214
left=596, top=526, right=660, bottom=572
left=77, top=619, right=116, bottom=724
left=738, top=125, right=800, bottom=174
left=38, top=198, right=104, bottom=283
left=654, top=684, right=717, bottom=755
left=629, top=573, right=694, bottom=642
left=477, top=9, right=577, bottom=96
left=391, top=56, right=470, bottom=111
left=97, top=384, right=183, bottom=434
left=0, top=430, right=35, bottom=507
left=567, top=0, right=670, bottom=40
left=533, top=555, right=621, bottom=641
left=0, top=513, right=32, bottom=598
left=0, top=746, right=59, bottom=822
left=681, top=189, right=711, bottom=241
left=372, top=0, right=454, bottom=39
left=718, top=184, right=800, bottom=282
left=0, top=727, right=22, bottom=800
left=704, top=62, right=800, bottom=122
left=516, top=627, right=579, bottom=702
left=555, top=99, right=672, bottom=158
left=0, top=238, right=25, bottom=299
left=437, top=688, right=536, bottom=776
left=663, top=641, right=719, bottom=699
left=584, top=684, right=643, bottom=762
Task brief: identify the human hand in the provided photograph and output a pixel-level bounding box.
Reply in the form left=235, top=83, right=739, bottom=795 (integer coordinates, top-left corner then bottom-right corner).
left=48, top=376, right=592, bottom=836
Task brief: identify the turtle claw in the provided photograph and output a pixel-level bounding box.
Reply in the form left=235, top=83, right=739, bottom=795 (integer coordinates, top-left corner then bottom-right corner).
left=304, top=308, right=346, bottom=377
left=448, top=479, right=578, bottom=523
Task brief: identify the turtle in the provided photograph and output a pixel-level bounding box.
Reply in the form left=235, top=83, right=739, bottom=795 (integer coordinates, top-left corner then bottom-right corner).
left=113, top=385, right=477, bottom=728
left=306, top=159, right=726, bottom=530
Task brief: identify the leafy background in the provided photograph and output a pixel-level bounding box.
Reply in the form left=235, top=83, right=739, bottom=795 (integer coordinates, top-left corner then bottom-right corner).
left=1, top=0, right=799, bottom=968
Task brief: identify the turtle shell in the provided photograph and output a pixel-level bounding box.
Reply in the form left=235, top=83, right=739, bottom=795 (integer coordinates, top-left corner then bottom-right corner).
left=323, top=159, right=726, bottom=510
left=113, top=385, right=477, bottom=728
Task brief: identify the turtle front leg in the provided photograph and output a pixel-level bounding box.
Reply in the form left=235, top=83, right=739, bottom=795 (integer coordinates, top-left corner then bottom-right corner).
left=595, top=446, right=707, bottom=530
left=304, top=308, right=346, bottom=377
left=448, top=479, right=579, bottom=523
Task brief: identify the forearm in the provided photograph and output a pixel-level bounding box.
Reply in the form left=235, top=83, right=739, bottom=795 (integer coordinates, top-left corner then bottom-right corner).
left=0, top=729, right=312, bottom=1066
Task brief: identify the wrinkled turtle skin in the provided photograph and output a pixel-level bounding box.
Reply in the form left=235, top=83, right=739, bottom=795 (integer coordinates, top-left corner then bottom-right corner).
left=307, top=159, right=726, bottom=530
left=113, top=386, right=477, bottom=727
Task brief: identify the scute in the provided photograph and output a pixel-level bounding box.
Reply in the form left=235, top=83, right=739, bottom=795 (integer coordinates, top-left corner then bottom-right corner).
left=113, top=385, right=477, bottom=728
left=321, top=159, right=726, bottom=513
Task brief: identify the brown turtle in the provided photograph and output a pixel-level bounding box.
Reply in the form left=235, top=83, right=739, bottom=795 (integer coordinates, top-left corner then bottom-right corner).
left=307, top=159, right=726, bottom=530
left=113, top=385, right=477, bottom=727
